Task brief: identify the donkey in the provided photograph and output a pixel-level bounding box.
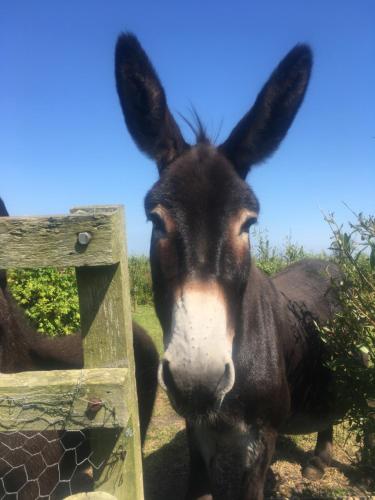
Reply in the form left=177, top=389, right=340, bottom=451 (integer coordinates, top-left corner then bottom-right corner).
left=115, top=34, right=344, bottom=499
left=0, top=197, right=159, bottom=498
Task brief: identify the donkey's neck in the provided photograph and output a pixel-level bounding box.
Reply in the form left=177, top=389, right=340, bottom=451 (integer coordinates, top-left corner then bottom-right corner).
left=232, top=263, right=291, bottom=424
left=241, top=262, right=288, bottom=333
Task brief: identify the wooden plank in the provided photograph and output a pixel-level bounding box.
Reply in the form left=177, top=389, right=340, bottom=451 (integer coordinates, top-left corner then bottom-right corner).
left=75, top=206, right=143, bottom=500
left=64, top=493, right=117, bottom=500
left=0, top=209, right=121, bottom=269
left=0, top=368, right=128, bottom=431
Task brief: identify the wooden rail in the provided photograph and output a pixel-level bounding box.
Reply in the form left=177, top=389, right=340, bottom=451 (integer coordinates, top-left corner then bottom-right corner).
left=0, top=368, right=129, bottom=431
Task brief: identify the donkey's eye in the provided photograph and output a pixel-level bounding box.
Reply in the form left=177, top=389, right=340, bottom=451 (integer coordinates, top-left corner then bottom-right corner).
left=149, top=213, right=167, bottom=237
left=239, top=216, right=257, bottom=235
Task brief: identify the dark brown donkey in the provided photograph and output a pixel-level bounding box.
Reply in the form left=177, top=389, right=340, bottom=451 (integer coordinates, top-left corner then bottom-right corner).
left=0, top=197, right=158, bottom=498
left=115, top=34, right=344, bottom=499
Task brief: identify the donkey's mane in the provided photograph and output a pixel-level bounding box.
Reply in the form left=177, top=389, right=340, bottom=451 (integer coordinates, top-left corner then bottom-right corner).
left=178, top=108, right=210, bottom=145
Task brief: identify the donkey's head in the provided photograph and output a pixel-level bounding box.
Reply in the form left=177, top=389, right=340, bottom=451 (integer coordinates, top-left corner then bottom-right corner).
left=115, top=34, right=312, bottom=418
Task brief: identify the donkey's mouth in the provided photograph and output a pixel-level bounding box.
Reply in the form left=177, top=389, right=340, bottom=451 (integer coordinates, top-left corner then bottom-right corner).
left=159, top=359, right=231, bottom=419
left=166, top=386, right=225, bottom=421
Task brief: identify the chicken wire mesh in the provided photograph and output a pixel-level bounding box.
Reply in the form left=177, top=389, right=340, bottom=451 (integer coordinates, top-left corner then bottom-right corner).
left=0, top=387, right=121, bottom=499
left=0, top=429, right=92, bottom=499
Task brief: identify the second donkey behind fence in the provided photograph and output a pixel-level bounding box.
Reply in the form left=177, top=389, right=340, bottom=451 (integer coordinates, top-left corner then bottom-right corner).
left=0, top=197, right=159, bottom=498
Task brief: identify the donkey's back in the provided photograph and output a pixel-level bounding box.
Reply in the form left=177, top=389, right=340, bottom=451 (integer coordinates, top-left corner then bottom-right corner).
left=272, top=258, right=341, bottom=322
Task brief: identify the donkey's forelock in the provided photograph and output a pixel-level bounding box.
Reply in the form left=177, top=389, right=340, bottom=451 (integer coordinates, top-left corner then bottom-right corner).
left=178, top=109, right=211, bottom=145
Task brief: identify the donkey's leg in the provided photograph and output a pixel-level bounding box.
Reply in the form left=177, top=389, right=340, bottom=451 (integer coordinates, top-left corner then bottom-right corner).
left=185, top=422, right=212, bottom=500
left=302, top=426, right=333, bottom=480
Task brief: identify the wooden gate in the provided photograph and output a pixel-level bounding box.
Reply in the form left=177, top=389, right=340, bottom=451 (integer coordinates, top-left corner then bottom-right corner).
left=0, top=205, right=143, bottom=499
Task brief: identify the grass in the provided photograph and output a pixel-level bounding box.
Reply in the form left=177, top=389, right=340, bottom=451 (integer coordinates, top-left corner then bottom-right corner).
left=134, top=305, right=375, bottom=499
left=133, top=304, right=163, bottom=355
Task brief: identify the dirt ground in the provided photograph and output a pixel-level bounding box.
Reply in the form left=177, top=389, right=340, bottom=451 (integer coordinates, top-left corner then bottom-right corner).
left=143, top=391, right=375, bottom=500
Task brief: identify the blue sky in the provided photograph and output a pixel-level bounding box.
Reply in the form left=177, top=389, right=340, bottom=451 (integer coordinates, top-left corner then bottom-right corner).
left=1, top=1, right=374, bottom=254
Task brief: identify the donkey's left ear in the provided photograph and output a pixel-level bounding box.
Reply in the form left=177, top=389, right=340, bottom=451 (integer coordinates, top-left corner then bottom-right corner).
left=219, top=44, right=313, bottom=179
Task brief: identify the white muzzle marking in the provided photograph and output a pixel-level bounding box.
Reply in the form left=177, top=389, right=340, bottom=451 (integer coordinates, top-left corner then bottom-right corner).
left=160, top=284, right=235, bottom=398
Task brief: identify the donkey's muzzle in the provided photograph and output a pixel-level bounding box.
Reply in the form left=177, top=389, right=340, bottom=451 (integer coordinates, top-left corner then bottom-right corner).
left=158, top=357, right=235, bottom=417
left=159, top=281, right=235, bottom=416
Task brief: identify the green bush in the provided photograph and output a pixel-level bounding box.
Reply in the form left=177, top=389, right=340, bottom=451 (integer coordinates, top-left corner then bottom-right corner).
left=318, top=210, right=375, bottom=464
left=128, top=255, right=153, bottom=309
left=252, top=229, right=312, bottom=275
left=7, top=257, right=154, bottom=334
left=8, top=267, right=80, bottom=335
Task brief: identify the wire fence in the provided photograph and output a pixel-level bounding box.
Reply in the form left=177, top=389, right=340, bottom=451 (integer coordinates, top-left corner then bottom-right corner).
left=0, top=387, right=121, bottom=499
left=0, top=429, right=92, bottom=499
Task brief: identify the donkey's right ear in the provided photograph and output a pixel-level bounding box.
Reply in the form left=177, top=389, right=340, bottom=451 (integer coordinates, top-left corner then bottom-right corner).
left=115, top=33, right=189, bottom=173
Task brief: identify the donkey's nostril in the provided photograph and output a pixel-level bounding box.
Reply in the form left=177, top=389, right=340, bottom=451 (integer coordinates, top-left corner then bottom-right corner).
left=159, top=358, right=180, bottom=395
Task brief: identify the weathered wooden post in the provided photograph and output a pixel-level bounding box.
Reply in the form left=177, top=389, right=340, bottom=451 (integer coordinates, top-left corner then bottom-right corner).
left=0, top=205, right=144, bottom=500
left=72, top=205, right=143, bottom=499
